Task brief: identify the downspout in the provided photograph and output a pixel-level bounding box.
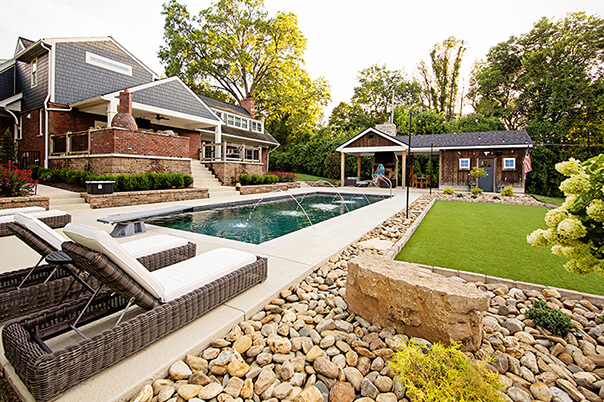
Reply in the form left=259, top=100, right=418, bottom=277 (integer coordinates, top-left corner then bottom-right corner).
left=267, top=143, right=280, bottom=171
left=40, top=42, right=72, bottom=168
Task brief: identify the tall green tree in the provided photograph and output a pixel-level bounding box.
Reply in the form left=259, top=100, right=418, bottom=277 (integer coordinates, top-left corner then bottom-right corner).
left=0, top=129, right=15, bottom=165
left=159, top=0, right=330, bottom=137
left=470, top=12, right=604, bottom=143
left=418, top=36, right=467, bottom=120
left=352, top=64, right=422, bottom=122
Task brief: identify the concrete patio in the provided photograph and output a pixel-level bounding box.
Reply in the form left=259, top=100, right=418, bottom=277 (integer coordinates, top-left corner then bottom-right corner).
left=0, top=184, right=426, bottom=401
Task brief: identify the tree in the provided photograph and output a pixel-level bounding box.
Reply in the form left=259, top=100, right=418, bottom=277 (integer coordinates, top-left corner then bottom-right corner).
left=452, top=113, right=505, bottom=133
left=0, top=129, right=15, bottom=165
left=329, top=101, right=378, bottom=135
left=159, top=0, right=330, bottom=135
left=352, top=64, right=422, bottom=122
left=418, top=36, right=467, bottom=120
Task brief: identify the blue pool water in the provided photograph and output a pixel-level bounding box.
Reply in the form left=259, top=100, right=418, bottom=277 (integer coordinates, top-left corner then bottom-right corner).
left=147, top=193, right=387, bottom=244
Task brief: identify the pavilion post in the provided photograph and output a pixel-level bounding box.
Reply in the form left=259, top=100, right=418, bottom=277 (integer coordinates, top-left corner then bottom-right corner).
left=340, top=152, right=345, bottom=187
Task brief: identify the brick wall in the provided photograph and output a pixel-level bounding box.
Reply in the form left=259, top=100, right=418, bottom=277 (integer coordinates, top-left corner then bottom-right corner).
left=86, top=128, right=190, bottom=158
left=49, top=155, right=191, bottom=175
left=208, top=162, right=264, bottom=185
left=17, top=107, right=46, bottom=164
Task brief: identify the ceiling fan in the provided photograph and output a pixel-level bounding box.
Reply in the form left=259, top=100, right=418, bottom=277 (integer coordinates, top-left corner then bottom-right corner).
left=155, top=114, right=169, bottom=121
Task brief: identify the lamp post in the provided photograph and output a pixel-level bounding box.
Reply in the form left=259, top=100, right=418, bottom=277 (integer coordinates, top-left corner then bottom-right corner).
left=406, top=112, right=412, bottom=219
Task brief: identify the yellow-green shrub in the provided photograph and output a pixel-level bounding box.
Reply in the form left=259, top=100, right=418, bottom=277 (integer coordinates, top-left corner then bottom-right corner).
left=388, top=341, right=504, bottom=402
left=443, top=187, right=455, bottom=195
left=500, top=185, right=514, bottom=196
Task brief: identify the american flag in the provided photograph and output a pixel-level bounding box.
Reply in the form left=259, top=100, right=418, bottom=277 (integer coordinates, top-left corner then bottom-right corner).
left=523, top=147, right=532, bottom=179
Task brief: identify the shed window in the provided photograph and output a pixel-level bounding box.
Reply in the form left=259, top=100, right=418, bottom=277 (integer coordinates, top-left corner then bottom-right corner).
left=459, top=158, right=470, bottom=170
left=503, top=158, right=516, bottom=169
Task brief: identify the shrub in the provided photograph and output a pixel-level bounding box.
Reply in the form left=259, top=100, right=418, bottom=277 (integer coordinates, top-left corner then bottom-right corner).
left=269, top=171, right=296, bottom=182
left=500, top=185, right=514, bottom=196
left=443, top=187, right=455, bottom=195
left=0, top=161, right=37, bottom=197
left=527, top=154, right=604, bottom=276
left=0, top=128, right=15, bottom=165
left=471, top=187, right=483, bottom=195
left=526, top=300, right=573, bottom=336
left=263, top=174, right=278, bottom=184
left=250, top=174, right=263, bottom=185
left=456, top=193, right=464, bottom=198
left=493, top=195, right=501, bottom=200
left=389, top=341, right=504, bottom=402
left=239, top=173, right=252, bottom=185
left=183, top=174, right=193, bottom=187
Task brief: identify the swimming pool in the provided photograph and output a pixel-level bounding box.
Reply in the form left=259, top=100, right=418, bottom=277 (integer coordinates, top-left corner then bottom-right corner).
left=147, top=192, right=387, bottom=244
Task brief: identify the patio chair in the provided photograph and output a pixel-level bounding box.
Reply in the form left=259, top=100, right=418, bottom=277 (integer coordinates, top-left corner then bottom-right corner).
left=3, top=223, right=267, bottom=401
left=0, top=213, right=196, bottom=321
left=0, top=209, right=71, bottom=237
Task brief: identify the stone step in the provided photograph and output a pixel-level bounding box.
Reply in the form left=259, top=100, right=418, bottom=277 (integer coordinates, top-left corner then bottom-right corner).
left=50, top=197, right=86, bottom=206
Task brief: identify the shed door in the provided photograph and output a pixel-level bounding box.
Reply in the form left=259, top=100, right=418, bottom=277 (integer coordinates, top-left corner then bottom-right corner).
left=478, top=159, right=494, bottom=192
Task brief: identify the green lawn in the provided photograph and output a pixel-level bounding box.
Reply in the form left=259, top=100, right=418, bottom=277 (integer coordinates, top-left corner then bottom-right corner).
left=294, top=173, right=339, bottom=185
left=531, top=194, right=565, bottom=207
left=396, top=201, right=604, bottom=296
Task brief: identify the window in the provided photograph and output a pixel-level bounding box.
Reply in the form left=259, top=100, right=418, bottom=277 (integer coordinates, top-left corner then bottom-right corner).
left=251, top=121, right=263, bottom=133
left=241, top=119, right=248, bottom=130
left=16, top=117, right=22, bottom=140
left=503, top=157, right=516, bottom=169
left=459, top=158, right=470, bottom=170
left=227, top=115, right=234, bottom=126
left=85, top=51, right=132, bottom=76
left=39, top=109, right=44, bottom=136
left=31, top=58, right=37, bottom=87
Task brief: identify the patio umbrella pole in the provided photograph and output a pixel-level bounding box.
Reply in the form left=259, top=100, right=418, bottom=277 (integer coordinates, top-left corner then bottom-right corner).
left=406, top=112, right=412, bottom=219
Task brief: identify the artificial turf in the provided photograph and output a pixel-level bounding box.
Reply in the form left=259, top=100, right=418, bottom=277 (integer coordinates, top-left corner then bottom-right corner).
left=395, top=200, right=604, bottom=296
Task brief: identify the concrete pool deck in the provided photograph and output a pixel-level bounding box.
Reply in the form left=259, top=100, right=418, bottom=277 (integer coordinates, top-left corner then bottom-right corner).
left=0, top=185, right=426, bottom=401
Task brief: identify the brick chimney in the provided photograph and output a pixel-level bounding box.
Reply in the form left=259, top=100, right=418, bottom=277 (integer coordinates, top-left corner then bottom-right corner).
left=240, top=97, right=255, bottom=118
left=376, top=122, right=397, bottom=136
left=111, top=89, right=138, bottom=130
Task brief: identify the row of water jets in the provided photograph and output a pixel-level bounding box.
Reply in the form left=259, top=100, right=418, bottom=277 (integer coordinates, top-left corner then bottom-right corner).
left=244, top=180, right=374, bottom=228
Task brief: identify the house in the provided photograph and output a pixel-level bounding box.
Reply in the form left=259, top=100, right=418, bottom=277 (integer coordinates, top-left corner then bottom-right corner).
left=336, top=123, right=533, bottom=193
left=0, top=36, right=278, bottom=185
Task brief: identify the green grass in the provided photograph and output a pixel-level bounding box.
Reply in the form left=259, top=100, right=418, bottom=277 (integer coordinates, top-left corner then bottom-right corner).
left=396, top=201, right=604, bottom=296
left=530, top=194, right=565, bottom=207
left=293, top=173, right=339, bottom=185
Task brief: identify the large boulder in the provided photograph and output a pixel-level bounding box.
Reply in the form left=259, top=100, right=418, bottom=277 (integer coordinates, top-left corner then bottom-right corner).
left=346, top=255, right=489, bottom=351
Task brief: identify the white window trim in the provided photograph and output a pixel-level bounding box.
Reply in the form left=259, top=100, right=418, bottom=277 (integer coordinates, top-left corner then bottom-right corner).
left=38, top=109, right=43, bottom=136
left=85, top=51, right=132, bottom=76
left=503, top=157, right=516, bottom=170
left=31, top=58, right=38, bottom=88
left=16, top=117, right=22, bottom=140
left=459, top=158, right=470, bottom=170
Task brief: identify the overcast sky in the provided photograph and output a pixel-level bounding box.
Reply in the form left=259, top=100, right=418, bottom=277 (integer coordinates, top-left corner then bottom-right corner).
left=2, top=0, right=603, bottom=119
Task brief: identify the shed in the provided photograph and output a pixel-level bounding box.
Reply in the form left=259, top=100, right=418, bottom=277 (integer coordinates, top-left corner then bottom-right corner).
left=336, top=127, right=533, bottom=193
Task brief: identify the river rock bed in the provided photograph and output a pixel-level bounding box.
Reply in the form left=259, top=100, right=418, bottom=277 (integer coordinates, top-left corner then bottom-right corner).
left=130, top=194, right=604, bottom=402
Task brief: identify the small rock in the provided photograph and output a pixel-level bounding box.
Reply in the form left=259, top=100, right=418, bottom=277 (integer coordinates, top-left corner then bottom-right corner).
left=529, top=382, right=552, bottom=402
left=543, top=288, right=561, bottom=298
left=130, top=384, right=153, bottom=402
left=306, top=345, right=326, bottom=362
left=329, top=382, right=355, bottom=402
left=376, top=393, right=398, bottom=402
left=361, top=378, right=379, bottom=399
left=255, top=367, right=276, bottom=395
left=169, top=361, right=192, bottom=380
left=313, top=356, right=339, bottom=379
left=273, top=382, right=294, bottom=399
left=233, top=336, right=252, bottom=354
left=177, top=384, right=203, bottom=400
left=375, top=375, right=393, bottom=392
left=507, top=385, right=532, bottom=402
left=198, top=382, right=223, bottom=400
left=240, top=378, right=254, bottom=399
left=294, top=386, right=324, bottom=402
left=343, top=367, right=363, bottom=391
left=224, top=377, right=244, bottom=398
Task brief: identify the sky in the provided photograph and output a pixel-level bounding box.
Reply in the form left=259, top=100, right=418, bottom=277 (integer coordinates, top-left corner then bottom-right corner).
left=2, top=0, right=603, bottom=119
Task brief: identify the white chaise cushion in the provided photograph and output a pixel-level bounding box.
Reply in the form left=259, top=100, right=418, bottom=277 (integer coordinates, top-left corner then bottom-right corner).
left=14, top=212, right=67, bottom=251
left=0, top=206, right=45, bottom=217
left=121, top=234, right=189, bottom=259
left=63, top=223, right=165, bottom=299
left=152, top=248, right=257, bottom=302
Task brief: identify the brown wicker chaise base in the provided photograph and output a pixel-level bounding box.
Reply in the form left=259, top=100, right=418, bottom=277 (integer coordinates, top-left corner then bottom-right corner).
left=2, top=250, right=268, bottom=401
left=0, top=222, right=197, bottom=322
left=0, top=213, right=71, bottom=237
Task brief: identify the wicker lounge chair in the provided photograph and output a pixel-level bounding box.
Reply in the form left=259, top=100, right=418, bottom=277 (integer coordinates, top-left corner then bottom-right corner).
left=0, top=213, right=196, bottom=321
left=3, top=223, right=267, bottom=402
left=0, top=209, right=71, bottom=237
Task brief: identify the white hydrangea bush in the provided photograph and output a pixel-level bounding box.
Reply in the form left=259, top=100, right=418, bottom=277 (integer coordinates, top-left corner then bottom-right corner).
left=528, top=154, right=604, bottom=275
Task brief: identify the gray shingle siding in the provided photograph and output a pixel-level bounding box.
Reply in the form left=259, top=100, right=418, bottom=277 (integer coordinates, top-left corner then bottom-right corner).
left=0, top=66, right=15, bottom=101
left=16, top=53, right=48, bottom=110
left=54, top=41, right=154, bottom=105
left=132, top=80, right=218, bottom=121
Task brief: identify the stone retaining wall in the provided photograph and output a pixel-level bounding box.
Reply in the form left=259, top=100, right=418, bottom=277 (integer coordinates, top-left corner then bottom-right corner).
left=0, top=195, right=49, bottom=210
left=49, top=155, right=191, bottom=175
left=82, top=188, right=208, bottom=209
left=237, top=182, right=301, bottom=195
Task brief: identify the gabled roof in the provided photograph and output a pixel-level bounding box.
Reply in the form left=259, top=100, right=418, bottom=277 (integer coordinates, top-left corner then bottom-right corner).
left=222, top=125, right=279, bottom=145
left=15, top=37, right=34, bottom=56
left=395, top=129, right=533, bottom=150
left=336, top=127, right=408, bottom=153
left=197, top=94, right=251, bottom=118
